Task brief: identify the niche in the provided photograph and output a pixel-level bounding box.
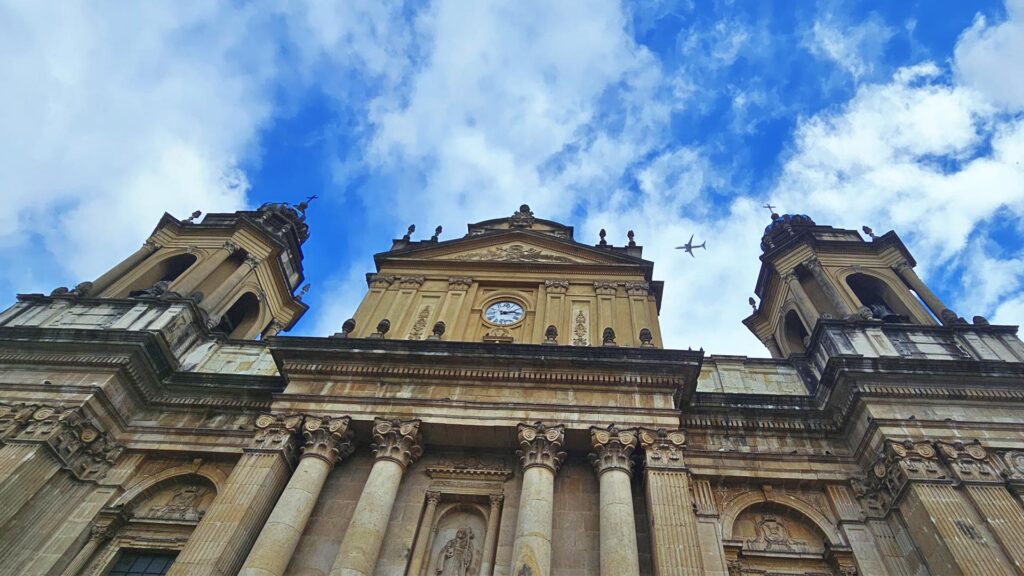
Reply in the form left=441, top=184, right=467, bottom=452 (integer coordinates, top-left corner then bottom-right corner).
left=426, top=503, right=487, bottom=576
left=726, top=502, right=831, bottom=575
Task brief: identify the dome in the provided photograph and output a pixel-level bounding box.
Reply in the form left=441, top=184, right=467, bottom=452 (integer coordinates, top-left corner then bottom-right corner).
left=760, top=213, right=815, bottom=251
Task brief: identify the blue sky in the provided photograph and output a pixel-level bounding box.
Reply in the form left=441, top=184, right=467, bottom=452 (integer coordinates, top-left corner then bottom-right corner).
left=1, top=0, right=1023, bottom=355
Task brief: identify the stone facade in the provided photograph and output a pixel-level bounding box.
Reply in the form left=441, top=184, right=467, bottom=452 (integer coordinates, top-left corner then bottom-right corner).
left=1, top=204, right=1023, bottom=575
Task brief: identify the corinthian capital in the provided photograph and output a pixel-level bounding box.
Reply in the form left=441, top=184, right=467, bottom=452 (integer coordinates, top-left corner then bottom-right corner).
left=638, top=427, right=687, bottom=469
left=372, top=418, right=424, bottom=468
left=516, top=422, right=567, bottom=474
left=589, top=425, right=637, bottom=476
left=248, top=413, right=303, bottom=466
left=301, top=415, right=355, bottom=467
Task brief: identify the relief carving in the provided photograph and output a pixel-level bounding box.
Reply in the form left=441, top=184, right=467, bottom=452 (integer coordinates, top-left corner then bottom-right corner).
left=543, top=279, right=569, bottom=293
left=746, top=514, right=804, bottom=552
left=372, top=418, right=423, bottom=468
left=516, top=422, right=567, bottom=474
left=572, top=309, right=589, bottom=346
left=623, top=281, right=650, bottom=296
left=638, top=427, right=686, bottom=469
left=368, top=274, right=396, bottom=288
left=301, top=415, right=355, bottom=467
left=448, top=277, right=473, bottom=290
left=9, top=405, right=123, bottom=481
left=936, top=440, right=999, bottom=484
left=248, top=413, right=303, bottom=466
left=434, top=527, right=475, bottom=576
left=408, top=306, right=433, bottom=340
left=451, top=244, right=574, bottom=263
left=144, top=486, right=208, bottom=521
left=589, top=425, right=637, bottom=476
left=508, top=204, right=536, bottom=228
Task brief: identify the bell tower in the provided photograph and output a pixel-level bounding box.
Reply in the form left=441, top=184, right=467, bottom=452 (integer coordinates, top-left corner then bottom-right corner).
left=744, top=212, right=964, bottom=358
left=341, top=205, right=665, bottom=347
left=82, top=202, right=310, bottom=339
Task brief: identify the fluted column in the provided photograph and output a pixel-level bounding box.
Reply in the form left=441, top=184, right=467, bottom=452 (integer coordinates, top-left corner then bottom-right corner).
left=478, top=494, right=504, bottom=576
left=590, top=426, right=640, bottom=576
left=172, top=240, right=240, bottom=298
left=89, top=239, right=160, bottom=296
left=510, top=422, right=566, bottom=576
left=407, top=491, right=441, bottom=576
left=168, top=414, right=301, bottom=576
left=803, top=257, right=854, bottom=316
left=204, top=254, right=260, bottom=317
left=329, top=418, right=423, bottom=576
left=781, top=271, right=819, bottom=329
left=60, top=522, right=116, bottom=576
left=892, top=260, right=952, bottom=323
left=639, top=428, right=704, bottom=575
left=240, top=416, right=355, bottom=576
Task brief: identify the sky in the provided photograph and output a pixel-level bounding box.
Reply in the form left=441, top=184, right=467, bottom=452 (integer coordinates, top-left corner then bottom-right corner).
left=1, top=0, right=1023, bottom=356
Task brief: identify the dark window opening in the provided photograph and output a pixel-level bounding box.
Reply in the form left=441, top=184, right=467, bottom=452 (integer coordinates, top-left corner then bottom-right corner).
left=107, top=550, right=177, bottom=575
left=846, top=273, right=911, bottom=323
left=783, top=310, right=809, bottom=355
left=125, top=253, right=197, bottom=297
left=213, top=292, right=260, bottom=339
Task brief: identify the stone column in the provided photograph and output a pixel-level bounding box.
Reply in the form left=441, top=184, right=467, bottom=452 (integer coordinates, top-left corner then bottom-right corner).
left=172, top=240, right=240, bottom=298
left=240, top=416, right=355, bottom=576
left=781, top=271, right=819, bottom=330
left=510, top=422, right=566, bottom=576
left=760, top=336, right=783, bottom=359
left=478, top=494, right=504, bottom=576
left=203, top=254, right=260, bottom=317
left=803, top=257, right=854, bottom=316
left=60, top=521, right=117, bottom=576
left=168, top=414, right=301, bottom=576
left=638, top=428, right=705, bottom=576
left=590, top=426, right=640, bottom=576
left=89, top=239, right=160, bottom=296
left=329, top=418, right=423, bottom=576
left=406, top=491, right=441, bottom=576
left=892, top=261, right=953, bottom=323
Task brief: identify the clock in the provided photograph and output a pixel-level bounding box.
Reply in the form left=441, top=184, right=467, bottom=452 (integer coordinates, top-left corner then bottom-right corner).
left=484, top=301, right=525, bottom=326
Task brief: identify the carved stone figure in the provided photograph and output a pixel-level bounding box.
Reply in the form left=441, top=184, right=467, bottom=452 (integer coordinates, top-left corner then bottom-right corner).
left=147, top=486, right=207, bottom=520
left=435, top=527, right=475, bottom=576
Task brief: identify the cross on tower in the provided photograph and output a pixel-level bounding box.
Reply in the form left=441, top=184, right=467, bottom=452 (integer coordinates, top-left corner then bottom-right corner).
left=762, top=203, right=777, bottom=214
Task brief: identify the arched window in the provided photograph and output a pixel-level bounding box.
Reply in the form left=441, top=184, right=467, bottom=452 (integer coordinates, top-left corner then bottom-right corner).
left=213, top=292, right=261, bottom=339
left=124, top=253, right=197, bottom=297
left=846, top=273, right=912, bottom=323
left=782, top=310, right=808, bottom=355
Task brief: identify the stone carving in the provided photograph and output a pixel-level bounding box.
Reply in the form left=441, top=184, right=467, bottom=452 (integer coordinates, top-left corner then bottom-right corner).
left=483, top=327, right=513, bottom=343
left=146, top=486, right=208, bottom=521
left=302, top=415, right=355, bottom=467
left=10, top=405, right=123, bottom=481
left=399, top=276, right=426, bottom=287
left=370, top=319, right=391, bottom=339
left=408, top=306, right=433, bottom=340
left=593, top=281, right=618, bottom=295
left=509, top=204, right=536, bottom=228
left=589, top=425, right=637, bottom=476
left=448, top=277, right=473, bottom=290
left=516, top=422, right=567, bottom=474
left=1001, top=450, right=1024, bottom=480
left=746, top=513, right=803, bottom=551
left=639, top=428, right=687, bottom=469
left=434, top=527, right=475, bottom=576
left=249, top=413, right=302, bottom=465
left=623, top=282, right=650, bottom=296
left=572, top=309, right=588, bottom=346
left=222, top=240, right=241, bottom=254
left=602, top=327, right=616, bottom=346
left=543, top=325, right=558, bottom=345
left=427, top=321, right=446, bottom=340
left=544, top=279, right=569, bottom=293
left=371, top=418, right=423, bottom=468
left=859, top=439, right=953, bottom=510
left=332, top=318, right=356, bottom=338
left=936, top=440, right=999, bottom=483
left=368, top=274, right=396, bottom=288
left=451, top=245, right=574, bottom=263
left=639, top=328, right=654, bottom=347
left=0, top=403, right=36, bottom=439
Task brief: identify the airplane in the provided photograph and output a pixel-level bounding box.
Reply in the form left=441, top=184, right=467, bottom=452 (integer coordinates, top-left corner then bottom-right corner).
left=675, top=234, right=706, bottom=257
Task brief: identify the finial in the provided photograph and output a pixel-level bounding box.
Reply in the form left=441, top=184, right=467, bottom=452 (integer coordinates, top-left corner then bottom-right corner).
left=431, top=225, right=442, bottom=241
left=543, top=325, right=558, bottom=345
left=427, top=321, right=446, bottom=340
left=763, top=202, right=778, bottom=219
left=639, top=328, right=654, bottom=347
left=297, top=284, right=310, bottom=300
left=370, top=319, right=391, bottom=338
left=297, top=195, right=318, bottom=212
left=627, top=230, right=636, bottom=246
left=862, top=225, right=877, bottom=240
left=748, top=297, right=757, bottom=312
left=402, top=224, right=415, bottom=241
left=602, top=327, right=616, bottom=346
left=184, top=210, right=202, bottom=224
left=332, top=318, right=356, bottom=339
left=598, top=228, right=608, bottom=246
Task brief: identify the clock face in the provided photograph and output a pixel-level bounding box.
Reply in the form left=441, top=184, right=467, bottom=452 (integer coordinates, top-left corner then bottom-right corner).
left=484, top=301, right=525, bottom=325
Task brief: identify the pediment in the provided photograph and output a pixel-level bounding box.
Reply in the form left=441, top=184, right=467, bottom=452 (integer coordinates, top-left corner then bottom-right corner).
left=434, top=242, right=593, bottom=264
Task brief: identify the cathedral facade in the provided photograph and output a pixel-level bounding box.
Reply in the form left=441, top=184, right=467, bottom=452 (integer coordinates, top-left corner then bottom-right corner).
left=1, top=202, right=1023, bottom=576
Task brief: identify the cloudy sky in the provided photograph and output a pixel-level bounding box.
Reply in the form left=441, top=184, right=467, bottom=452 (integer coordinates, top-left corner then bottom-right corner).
left=1, top=0, right=1022, bottom=356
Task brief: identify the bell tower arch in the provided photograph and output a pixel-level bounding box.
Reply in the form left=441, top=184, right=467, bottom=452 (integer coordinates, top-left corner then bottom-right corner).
left=81, top=202, right=310, bottom=340
left=744, top=212, right=962, bottom=358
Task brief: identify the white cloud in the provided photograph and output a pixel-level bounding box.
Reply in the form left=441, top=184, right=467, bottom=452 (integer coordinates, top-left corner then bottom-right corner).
left=955, top=0, right=1024, bottom=110
left=805, top=14, right=894, bottom=79
left=0, top=2, right=282, bottom=291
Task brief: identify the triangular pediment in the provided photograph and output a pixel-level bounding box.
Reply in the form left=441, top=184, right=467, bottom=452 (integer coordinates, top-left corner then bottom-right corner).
left=378, top=229, right=648, bottom=267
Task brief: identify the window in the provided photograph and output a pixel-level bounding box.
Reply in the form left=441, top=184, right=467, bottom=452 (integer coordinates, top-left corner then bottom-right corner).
left=213, top=291, right=261, bottom=339
left=107, top=551, right=177, bottom=576
left=845, top=273, right=912, bottom=323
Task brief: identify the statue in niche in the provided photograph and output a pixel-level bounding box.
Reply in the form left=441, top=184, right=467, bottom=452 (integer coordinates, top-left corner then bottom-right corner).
left=435, top=527, right=475, bottom=576
left=146, top=485, right=207, bottom=520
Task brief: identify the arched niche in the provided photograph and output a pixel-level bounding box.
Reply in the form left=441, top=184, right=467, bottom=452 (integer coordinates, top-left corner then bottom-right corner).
left=780, top=309, right=809, bottom=356
left=121, top=252, right=197, bottom=297
left=126, top=474, right=217, bottom=522
left=424, top=502, right=488, bottom=576
left=213, top=291, right=262, bottom=339
left=723, top=500, right=840, bottom=575
left=844, top=272, right=914, bottom=323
